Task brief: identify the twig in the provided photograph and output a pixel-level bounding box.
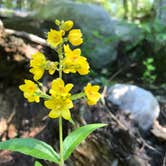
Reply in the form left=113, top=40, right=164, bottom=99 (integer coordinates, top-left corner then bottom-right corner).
left=5, top=29, right=47, bottom=46
left=137, top=135, right=161, bottom=154
left=7, top=109, right=16, bottom=124
left=101, top=99, right=128, bottom=131
left=107, top=109, right=128, bottom=131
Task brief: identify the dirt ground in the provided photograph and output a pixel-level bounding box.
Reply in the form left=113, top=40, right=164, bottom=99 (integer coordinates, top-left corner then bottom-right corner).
left=0, top=83, right=165, bottom=166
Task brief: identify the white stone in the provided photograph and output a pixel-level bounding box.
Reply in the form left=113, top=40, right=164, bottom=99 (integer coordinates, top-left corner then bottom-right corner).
left=107, top=84, right=160, bottom=130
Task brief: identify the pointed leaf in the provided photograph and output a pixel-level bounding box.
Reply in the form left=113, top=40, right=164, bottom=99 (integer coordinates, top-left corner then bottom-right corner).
left=63, top=123, right=107, bottom=160
left=35, top=161, right=43, bottom=166
left=0, top=138, right=59, bottom=163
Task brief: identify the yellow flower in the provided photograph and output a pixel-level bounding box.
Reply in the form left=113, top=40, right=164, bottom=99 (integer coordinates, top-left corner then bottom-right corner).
left=84, top=83, right=101, bottom=105
left=50, top=78, right=73, bottom=97
left=61, top=20, right=74, bottom=31
left=68, top=29, right=83, bottom=46
left=19, top=79, right=40, bottom=103
left=47, top=29, right=63, bottom=48
left=44, top=78, right=73, bottom=120
left=29, top=52, right=46, bottom=81
left=63, top=44, right=89, bottom=75
left=77, top=56, right=90, bottom=75
left=63, top=44, right=73, bottom=56
left=45, top=96, right=73, bottom=120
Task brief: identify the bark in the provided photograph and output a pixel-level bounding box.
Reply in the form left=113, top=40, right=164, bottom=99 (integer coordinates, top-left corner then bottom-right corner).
left=16, top=0, right=22, bottom=9
left=123, top=0, right=129, bottom=19
left=0, top=19, right=45, bottom=58
left=0, top=19, right=44, bottom=85
left=0, top=16, right=44, bottom=37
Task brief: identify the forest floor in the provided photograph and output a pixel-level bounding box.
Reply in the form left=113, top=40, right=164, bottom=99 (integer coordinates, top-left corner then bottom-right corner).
left=0, top=19, right=166, bottom=166
left=0, top=81, right=165, bottom=166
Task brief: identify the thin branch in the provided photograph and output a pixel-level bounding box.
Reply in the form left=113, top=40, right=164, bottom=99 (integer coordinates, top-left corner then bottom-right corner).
left=5, top=28, right=48, bottom=46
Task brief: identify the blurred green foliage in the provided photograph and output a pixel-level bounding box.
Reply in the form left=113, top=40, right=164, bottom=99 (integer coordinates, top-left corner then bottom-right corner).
left=0, top=0, right=48, bottom=10
left=0, top=0, right=154, bottom=21
left=75, top=0, right=154, bottom=21
left=129, top=19, right=166, bottom=83
left=142, top=58, right=156, bottom=84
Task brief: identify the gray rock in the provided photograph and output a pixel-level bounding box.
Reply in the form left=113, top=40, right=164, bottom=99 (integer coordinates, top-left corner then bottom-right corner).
left=114, top=21, right=143, bottom=43
left=107, top=84, right=160, bottom=130
left=36, top=0, right=118, bottom=69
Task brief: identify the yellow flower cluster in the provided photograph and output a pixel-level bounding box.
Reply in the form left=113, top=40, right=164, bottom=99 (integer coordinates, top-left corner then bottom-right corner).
left=44, top=78, right=73, bottom=120
left=84, top=83, right=101, bottom=105
left=19, top=80, right=40, bottom=103
left=47, top=29, right=63, bottom=48
left=63, top=44, right=89, bottom=75
left=19, top=19, right=101, bottom=121
left=47, top=20, right=83, bottom=48
left=47, top=20, right=89, bottom=75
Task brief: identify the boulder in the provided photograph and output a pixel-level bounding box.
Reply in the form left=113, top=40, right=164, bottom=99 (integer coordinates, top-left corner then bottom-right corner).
left=114, top=20, right=143, bottom=43
left=107, top=84, right=160, bottom=130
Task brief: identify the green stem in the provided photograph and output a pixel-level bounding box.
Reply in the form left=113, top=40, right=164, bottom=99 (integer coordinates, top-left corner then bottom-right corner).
left=35, top=91, right=52, bottom=100
left=59, top=61, right=63, bottom=78
left=57, top=43, right=63, bottom=79
left=59, top=117, right=64, bottom=166
left=70, top=92, right=85, bottom=100
left=58, top=44, right=64, bottom=166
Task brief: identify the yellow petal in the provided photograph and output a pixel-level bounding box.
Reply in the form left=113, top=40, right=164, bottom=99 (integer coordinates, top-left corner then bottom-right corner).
left=33, top=69, right=44, bottom=81
left=68, top=29, right=83, bottom=46
left=30, top=52, right=46, bottom=67
left=77, top=57, right=90, bottom=75
left=62, top=109, right=71, bottom=120
left=84, top=83, right=101, bottom=105
left=19, top=84, right=25, bottom=91
left=52, top=78, right=64, bottom=90
left=47, top=29, right=63, bottom=48
left=35, top=96, right=40, bottom=103
left=62, top=20, right=74, bottom=31
left=73, top=48, right=81, bottom=56
left=65, top=83, right=73, bottom=92
left=49, top=109, right=61, bottom=119
left=63, top=67, right=77, bottom=74
left=87, top=99, right=96, bottom=105
left=64, top=44, right=73, bottom=57
left=44, top=100, right=55, bottom=109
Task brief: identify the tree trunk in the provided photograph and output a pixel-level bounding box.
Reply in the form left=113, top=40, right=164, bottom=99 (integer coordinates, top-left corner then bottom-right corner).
left=154, top=0, right=166, bottom=22
left=16, top=0, right=22, bottom=9
left=123, top=0, right=129, bottom=19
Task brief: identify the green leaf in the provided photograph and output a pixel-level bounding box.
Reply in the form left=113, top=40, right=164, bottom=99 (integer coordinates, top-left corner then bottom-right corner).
left=0, top=138, right=59, bottom=164
left=147, top=65, right=155, bottom=71
left=63, top=123, right=107, bottom=160
left=147, top=58, right=154, bottom=63
left=35, top=161, right=43, bottom=166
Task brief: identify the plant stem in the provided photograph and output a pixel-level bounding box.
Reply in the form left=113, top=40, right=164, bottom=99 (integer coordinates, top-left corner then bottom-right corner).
left=59, top=117, right=64, bottom=166
left=70, top=92, right=85, bottom=100
left=58, top=44, right=64, bottom=166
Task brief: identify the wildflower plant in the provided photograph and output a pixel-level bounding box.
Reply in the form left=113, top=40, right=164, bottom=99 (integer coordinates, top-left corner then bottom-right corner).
left=0, top=20, right=106, bottom=166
